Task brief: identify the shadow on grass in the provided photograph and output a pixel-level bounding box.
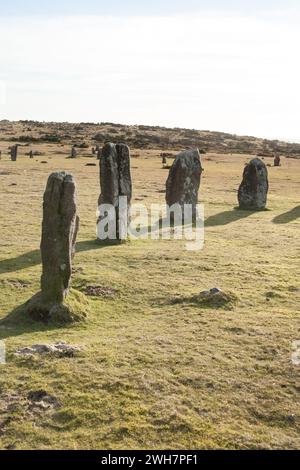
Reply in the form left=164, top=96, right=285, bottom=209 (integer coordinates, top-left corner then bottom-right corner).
left=0, top=307, right=64, bottom=340
left=272, top=206, right=300, bottom=224
left=0, top=239, right=118, bottom=275
left=146, top=216, right=194, bottom=234
left=205, top=208, right=256, bottom=227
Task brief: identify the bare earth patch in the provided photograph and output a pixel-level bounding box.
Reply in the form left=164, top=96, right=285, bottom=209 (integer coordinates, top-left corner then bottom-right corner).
left=84, top=285, right=118, bottom=298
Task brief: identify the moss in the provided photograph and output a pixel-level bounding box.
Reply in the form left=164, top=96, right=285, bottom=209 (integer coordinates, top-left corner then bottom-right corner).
left=3, top=289, right=89, bottom=325
left=53, top=289, right=90, bottom=324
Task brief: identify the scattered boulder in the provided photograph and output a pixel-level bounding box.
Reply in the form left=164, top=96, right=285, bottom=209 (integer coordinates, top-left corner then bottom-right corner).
left=238, top=158, right=269, bottom=210
left=15, top=342, right=82, bottom=357
left=166, top=148, right=203, bottom=219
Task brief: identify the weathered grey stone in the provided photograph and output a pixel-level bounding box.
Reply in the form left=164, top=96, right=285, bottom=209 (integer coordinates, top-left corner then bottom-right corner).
left=10, top=145, right=18, bottom=161
left=166, top=148, right=203, bottom=218
left=238, top=158, right=269, bottom=210
left=98, top=142, right=132, bottom=239
left=71, top=146, right=77, bottom=158
left=20, top=172, right=84, bottom=323
left=116, top=143, right=132, bottom=206
left=274, top=154, right=281, bottom=167
left=15, top=342, right=82, bottom=357
left=40, top=172, right=79, bottom=303
left=161, top=154, right=167, bottom=165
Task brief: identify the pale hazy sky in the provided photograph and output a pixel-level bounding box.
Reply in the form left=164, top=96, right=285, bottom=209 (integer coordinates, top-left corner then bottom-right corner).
left=0, top=1, right=300, bottom=141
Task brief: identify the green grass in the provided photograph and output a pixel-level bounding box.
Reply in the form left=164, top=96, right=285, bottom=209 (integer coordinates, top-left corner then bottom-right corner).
left=0, top=151, right=299, bottom=449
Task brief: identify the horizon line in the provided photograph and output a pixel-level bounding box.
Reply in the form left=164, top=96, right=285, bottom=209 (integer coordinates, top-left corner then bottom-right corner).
left=1, top=118, right=299, bottom=145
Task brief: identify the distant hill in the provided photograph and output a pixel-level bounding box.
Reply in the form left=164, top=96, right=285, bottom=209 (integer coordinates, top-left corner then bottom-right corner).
left=1, top=120, right=300, bottom=157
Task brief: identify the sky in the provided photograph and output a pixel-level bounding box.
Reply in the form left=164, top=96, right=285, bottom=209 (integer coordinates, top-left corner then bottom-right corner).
left=0, top=1, right=300, bottom=141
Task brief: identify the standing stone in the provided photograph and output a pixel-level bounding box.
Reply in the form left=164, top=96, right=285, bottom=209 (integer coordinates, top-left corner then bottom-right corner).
left=166, top=148, right=203, bottom=218
left=98, top=143, right=132, bottom=240
left=11, top=145, right=18, bottom=161
left=29, top=150, right=33, bottom=159
left=238, top=158, right=269, bottom=210
left=24, top=172, right=82, bottom=323
left=161, top=153, right=167, bottom=166
left=40, top=172, right=79, bottom=303
left=274, top=153, right=281, bottom=167
left=71, top=146, right=77, bottom=158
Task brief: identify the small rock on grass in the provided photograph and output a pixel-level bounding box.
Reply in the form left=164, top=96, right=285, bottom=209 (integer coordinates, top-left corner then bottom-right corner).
left=15, top=342, right=82, bottom=358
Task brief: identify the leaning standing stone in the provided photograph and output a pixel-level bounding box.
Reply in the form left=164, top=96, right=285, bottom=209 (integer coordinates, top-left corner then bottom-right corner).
left=22, top=172, right=86, bottom=323
left=238, top=158, right=269, bottom=210
left=166, top=148, right=203, bottom=218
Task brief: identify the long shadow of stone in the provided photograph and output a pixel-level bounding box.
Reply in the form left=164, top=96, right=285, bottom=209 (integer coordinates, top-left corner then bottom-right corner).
left=205, top=208, right=256, bottom=227
left=272, top=206, right=300, bottom=224
left=0, top=239, right=114, bottom=275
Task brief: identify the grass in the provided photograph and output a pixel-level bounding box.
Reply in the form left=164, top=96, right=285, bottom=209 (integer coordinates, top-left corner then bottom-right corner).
left=0, top=145, right=299, bottom=449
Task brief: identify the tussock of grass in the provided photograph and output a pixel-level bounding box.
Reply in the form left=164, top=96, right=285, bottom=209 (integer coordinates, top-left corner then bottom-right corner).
left=171, top=290, right=239, bottom=310
left=2, top=289, right=89, bottom=325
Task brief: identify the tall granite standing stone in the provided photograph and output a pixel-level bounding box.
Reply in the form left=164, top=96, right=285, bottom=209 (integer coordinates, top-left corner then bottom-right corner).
left=24, top=172, right=82, bottom=323
left=238, top=158, right=269, bottom=210
left=98, top=143, right=132, bottom=240
left=40, top=172, right=79, bottom=303
left=11, top=145, right=18, bottom=161
left=166, top=148, right=203, bottom=218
